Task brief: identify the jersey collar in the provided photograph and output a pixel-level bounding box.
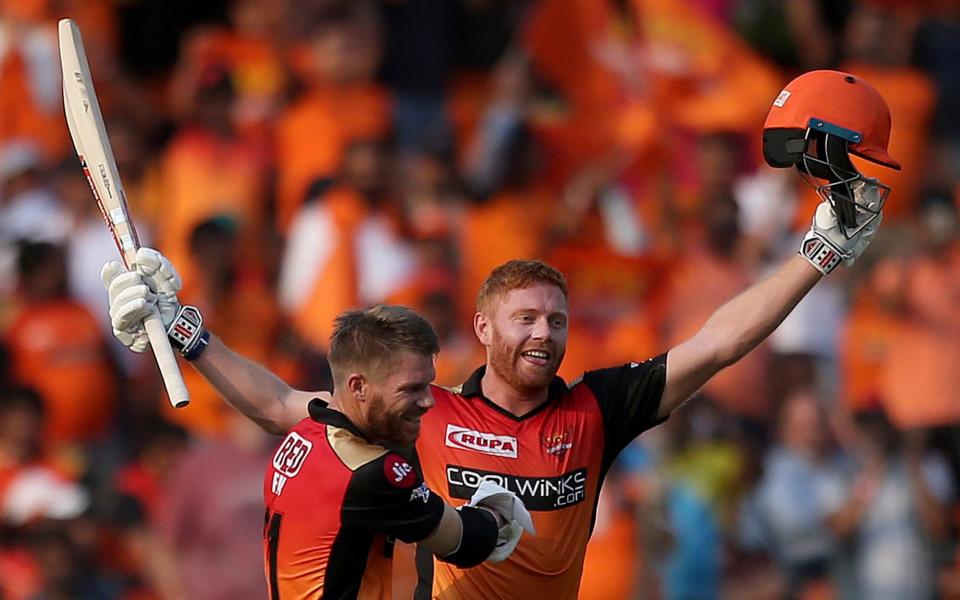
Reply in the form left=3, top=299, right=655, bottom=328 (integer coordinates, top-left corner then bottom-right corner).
left=460, top=365, right=568, bottom=421
left=307, top=399, right=416, bottom=457
left=308, top=398, right=368, bottom=440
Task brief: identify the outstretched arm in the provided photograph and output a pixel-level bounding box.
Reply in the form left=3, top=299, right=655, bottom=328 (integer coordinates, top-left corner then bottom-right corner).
left=103, top=249, right=317, bottom=435
left=660, top=255, right=819, bottom=418
left=659, top=191, right=882, bottom=419
left=193, top=333, right=316, bottom=434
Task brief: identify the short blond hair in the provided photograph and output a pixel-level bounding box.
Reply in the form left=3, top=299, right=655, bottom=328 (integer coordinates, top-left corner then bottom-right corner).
left=476, top=259, right=568, bottom=314
left=328, top=305, right=439, bottom=382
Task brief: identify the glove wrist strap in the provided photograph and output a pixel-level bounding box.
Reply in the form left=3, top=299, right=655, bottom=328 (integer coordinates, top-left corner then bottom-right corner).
left=167, top=305, right=210, bottom=361
left=800, top=232, right=846, bottom=275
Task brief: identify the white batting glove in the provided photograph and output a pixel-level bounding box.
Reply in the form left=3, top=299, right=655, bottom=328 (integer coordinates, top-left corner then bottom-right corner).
left=132, top=247, right=183, bottom=326
left=800, top=178, right=882, bottom=275
left=466, top=480, right=536, bottom=563
left=102, top=248, right=207, bottom=359
left=101, top=262, right=154, bottom=353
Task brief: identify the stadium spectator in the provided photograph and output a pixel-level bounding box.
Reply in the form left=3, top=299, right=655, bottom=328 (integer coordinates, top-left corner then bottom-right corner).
left=275, top=8, right=388, bottom=231
left=827, top=409, right=953, bottom=599
left=737, top=388, right=848, bottom=598
left=279, top=138, right=421, bottom=354
left=5, top=242, right=117, bottom=446
left=2, top=1, right=960, bottom=597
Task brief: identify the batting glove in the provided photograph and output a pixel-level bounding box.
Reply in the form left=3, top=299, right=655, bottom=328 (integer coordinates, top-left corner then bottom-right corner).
left=800, top=178, right=883, bottom=275
left=101, top=248, right=208, bottom=360
left=466, top=479, right=536, bottom=563
left=101, top=261, right=155, bottom=353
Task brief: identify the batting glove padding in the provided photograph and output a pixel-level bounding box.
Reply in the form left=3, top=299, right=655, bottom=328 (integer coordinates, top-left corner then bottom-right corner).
left=466, top=479, right=536, bottom=563
left=800, top=179, right=882, bottom=275
left=102, top=261, right=154, bottom=353
left=102, top=247, right=208, bottom=359
left=133, top=248, right=183, bottom=326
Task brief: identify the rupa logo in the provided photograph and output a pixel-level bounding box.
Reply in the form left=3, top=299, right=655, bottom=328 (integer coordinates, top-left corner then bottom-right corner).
left=445, top=424, right=518, bottom=459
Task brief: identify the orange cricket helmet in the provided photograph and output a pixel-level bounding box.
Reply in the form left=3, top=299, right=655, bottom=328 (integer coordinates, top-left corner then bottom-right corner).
left=763, top=69, right=900, bottom=171
left=762, top=70, right=898, bottom=236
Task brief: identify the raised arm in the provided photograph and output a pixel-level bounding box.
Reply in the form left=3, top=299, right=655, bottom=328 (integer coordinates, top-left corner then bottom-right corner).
left=660, top=195, right=881, bottom=419
left=661, top=69, right=901, bottom=417
left=102, top=248, right=315, bottom=434
left=661, top=255, right=819, bottom=417
left=192, top=334, right=315, bottom=434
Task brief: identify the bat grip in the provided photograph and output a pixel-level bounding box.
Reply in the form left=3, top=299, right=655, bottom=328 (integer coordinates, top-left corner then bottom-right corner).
left=143, top=310, right=190, bottom=408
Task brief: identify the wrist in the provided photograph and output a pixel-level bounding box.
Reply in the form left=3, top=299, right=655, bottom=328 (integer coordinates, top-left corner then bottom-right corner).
left=166, top=305, right=210, bottom=361
left=800, top=231, right=846, bottom=275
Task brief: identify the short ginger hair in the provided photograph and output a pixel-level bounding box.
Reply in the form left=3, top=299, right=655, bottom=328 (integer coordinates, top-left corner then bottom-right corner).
left=475, top=259, right=568, bottom=315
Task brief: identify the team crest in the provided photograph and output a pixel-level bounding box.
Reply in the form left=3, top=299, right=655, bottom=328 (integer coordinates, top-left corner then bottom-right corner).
left=543, top=430, right=573, bottom=456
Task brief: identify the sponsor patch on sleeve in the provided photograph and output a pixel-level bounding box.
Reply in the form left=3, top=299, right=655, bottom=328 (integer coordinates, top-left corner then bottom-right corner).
left=384, top=454, right=417, bottom=488
left=409, top=482, right=431, bottom=504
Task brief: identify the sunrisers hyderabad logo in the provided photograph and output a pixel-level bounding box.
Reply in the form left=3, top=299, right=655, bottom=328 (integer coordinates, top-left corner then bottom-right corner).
left=542, top=430, right=573, bottom=456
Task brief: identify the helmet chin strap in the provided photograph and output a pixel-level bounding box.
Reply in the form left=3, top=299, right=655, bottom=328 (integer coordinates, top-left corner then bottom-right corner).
left=797, top=131, right=889, bottom=239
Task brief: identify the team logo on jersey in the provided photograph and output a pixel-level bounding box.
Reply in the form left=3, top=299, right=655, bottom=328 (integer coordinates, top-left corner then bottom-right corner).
left=384, top=454, right=417, bottom=488
left=446, top=466, right=587, bottom=511
left=445, top=424, right=518, bottom=458
left=270, top=432, right=313, bottom=496
left=410, top=482, right=431, bottom=504
left=273, top=432, right=313, bottom=477
left=542, top=429, right=573, bottom=456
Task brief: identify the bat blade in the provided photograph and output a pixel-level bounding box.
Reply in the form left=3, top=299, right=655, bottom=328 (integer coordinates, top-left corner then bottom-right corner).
left=59, top=18, right=189, bottom=408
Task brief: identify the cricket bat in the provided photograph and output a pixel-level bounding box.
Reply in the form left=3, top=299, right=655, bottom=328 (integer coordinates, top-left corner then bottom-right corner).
left=59, top=18, right=190, bottom=408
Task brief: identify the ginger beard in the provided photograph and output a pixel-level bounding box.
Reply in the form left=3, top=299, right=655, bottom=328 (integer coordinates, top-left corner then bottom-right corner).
left=487, top=323, right=565, bottom=395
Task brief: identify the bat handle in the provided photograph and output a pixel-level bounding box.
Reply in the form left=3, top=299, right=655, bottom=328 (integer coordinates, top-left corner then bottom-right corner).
left=143, top=310, right=190, bottom=408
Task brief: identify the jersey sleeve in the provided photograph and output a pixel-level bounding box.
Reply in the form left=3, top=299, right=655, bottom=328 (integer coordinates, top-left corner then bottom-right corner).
left=579, top=353, right=668, bottom=463
left=340, top=452, right=446, bottom=543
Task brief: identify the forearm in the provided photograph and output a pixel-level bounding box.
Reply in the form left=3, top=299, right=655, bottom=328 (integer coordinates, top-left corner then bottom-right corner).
left=192, top=333, right=306, bottom=434
left=703, top=255, right=821, bottom=365
left=422, top=503, right=499, bottom=567
left=662, top=255, right=821, bottom=415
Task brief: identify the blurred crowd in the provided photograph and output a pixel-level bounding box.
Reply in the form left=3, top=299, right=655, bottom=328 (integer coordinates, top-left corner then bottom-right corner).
left=1, top=0, right=960, bottom=598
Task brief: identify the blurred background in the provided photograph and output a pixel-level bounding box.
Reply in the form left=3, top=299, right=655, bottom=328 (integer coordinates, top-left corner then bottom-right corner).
left=1, top=0, right=959, bottom=598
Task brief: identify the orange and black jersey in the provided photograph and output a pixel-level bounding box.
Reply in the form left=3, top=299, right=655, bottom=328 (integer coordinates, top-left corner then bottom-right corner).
left=264, top=400, right=444, bottom=600
left=417, top=354, right=668, bottom=600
